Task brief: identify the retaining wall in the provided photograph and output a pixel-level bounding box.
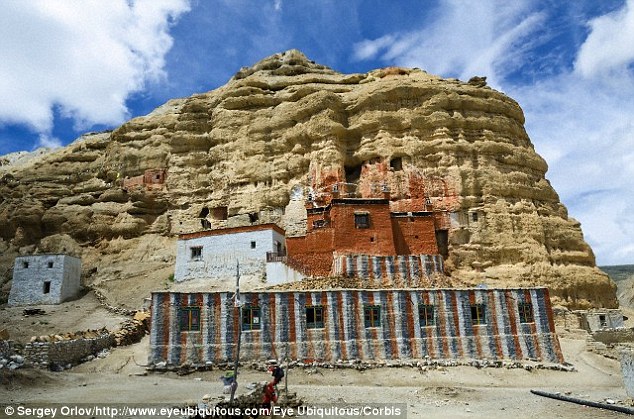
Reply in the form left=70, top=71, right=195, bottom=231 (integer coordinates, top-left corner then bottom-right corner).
left=23, top=332, right=114, bottom=368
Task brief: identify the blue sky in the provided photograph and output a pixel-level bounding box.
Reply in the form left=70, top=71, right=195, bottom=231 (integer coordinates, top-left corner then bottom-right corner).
left=1, top=0, right=633, bottom=266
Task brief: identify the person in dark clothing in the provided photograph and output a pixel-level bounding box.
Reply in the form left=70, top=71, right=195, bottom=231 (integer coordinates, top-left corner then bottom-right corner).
left=267, top=360, right=284, bottom=385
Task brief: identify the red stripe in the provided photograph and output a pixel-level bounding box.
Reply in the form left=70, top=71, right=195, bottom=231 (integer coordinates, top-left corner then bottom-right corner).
left=505, top=290, right=522, bottom=359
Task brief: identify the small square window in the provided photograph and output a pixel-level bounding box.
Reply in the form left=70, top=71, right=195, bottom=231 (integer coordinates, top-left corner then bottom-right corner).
left=306, top=306, right=324, bottom=329
left=179, top=306, right=201, bottom=331
left=22, top=261, right=29, bottom=269
left=43, top=281, right=51, bottom=294
left=242, top=306, right=261, bottom=330
left=364, top=305, right=381, bottom=328
left=48, top=261, right=54, bottom=268
left=250, top=241, right=256, bottom=249
left=355, top=213, right=370, bottom=229
left=471, top=212, right=479, bottom=222
left=419, top=304, right=435, bottom=327
left=599, top=314, right=607, bottom=328
left=190, top=246, right=203, bottom=261
left=471, top=304, right=486, bottom=325
left=518, top=302, right=534, bottom=323
left=312, top=219, right=326, bottom=229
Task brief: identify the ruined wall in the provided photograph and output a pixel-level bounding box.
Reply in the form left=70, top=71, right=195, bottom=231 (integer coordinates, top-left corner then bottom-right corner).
left=149, top=288, right=563, bottom=366
left=8, top=255, right=81, bottom=306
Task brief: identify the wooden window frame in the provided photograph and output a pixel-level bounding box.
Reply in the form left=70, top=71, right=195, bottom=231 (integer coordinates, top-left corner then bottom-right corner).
left=242, top=306, right=261, bottom=331
left=518, top=302, right=534, bottom=323
left=364, top=305, right=381, bottom=328
left=470, top=304, right=486, bottom=325
left=306, top=305, right=325, bottom=329
left=419, top=304, right=435, bottom=327
left=179, top=306, right=201, bottom=332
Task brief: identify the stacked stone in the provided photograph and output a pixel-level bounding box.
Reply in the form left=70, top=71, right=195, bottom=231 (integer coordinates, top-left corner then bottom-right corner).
left=91, top=287, right=137, bottom=316
left=24, top=329, right=114, bottom=369
left=112, top=311, right=150, bottom=346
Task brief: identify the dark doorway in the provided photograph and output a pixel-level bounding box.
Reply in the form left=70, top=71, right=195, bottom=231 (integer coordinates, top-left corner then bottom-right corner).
left=436, top=230, right=449, bottom=259
left=43, top=281, right=51, bottom=294
left=345, top=164, right=362, bottom=183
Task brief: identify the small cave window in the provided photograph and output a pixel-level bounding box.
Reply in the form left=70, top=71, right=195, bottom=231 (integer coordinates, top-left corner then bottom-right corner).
left=212, top=206, right=228, bottom=220
left=354, top=213, right=370, bottom=229
left=201, top=219, right=211, bottom=229
left=48, top=261, right=54, bottom=268
left=390, top=157, right=403, bottom=171
left=471, top=212, right=479, bottom=222
left=248, top=212, right=259, bottom=223
left=199, top=207, right=210, bottom=218
left=190, top=246, right=203, bottom=261
left=43, top=281, right=51, bottom=294
left=345, top=164, right=362, bottom=184
left=518, top=302, right=534, bottom=323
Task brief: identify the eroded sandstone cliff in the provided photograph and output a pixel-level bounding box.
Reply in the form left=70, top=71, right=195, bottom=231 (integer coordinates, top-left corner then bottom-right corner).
left=0, top=50, right=617, bottom=309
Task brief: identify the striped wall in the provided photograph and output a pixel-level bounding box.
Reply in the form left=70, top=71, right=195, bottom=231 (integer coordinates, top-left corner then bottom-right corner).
left=149, top=288, right=564, bottom=366
left=331, top=253, right=444, bottom=287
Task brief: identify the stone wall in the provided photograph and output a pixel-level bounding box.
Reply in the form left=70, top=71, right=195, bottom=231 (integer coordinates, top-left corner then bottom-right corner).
left=621, top=349, right=634, bottom=398
left=149, top=288, right=563, bottom=367
left=23, top=331, right=114, bottom=369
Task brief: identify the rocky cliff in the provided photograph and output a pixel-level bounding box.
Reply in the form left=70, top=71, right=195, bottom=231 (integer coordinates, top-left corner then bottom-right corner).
left=0, top=50, right=617, bottom=309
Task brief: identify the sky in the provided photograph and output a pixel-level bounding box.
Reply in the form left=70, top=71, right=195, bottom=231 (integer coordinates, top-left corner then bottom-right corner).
left=1, top=0, right=633, bottom=266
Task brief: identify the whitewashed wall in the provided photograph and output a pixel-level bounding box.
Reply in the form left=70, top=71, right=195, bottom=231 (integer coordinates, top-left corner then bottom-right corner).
left=174, top=229, right=285, bottom=282
left=9, top=255, right=81, bottom=306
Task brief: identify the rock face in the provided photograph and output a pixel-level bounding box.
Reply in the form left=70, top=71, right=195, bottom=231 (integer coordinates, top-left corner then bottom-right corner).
left=0, top=50, right=617, bottom=309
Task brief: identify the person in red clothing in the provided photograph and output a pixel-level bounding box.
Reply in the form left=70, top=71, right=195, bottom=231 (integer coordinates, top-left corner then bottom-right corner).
left=261, top=381, right=278, bottom=415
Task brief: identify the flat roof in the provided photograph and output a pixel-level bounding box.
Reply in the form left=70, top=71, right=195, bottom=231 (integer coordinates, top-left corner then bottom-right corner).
left=152, top=287, right=549, bottom=295
left=178, top=223, right=285, bottom=240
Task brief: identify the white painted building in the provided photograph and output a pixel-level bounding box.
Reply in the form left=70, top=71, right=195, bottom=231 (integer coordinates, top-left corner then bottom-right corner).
left=174, top=224, right=291, bottom=283
left=9, top=255, right=82, bottom=306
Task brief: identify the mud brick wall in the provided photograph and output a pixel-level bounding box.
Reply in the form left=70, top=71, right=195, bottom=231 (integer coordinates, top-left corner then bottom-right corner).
left=23, top=333, right=114, bottom=368
left=331, top=254, right=443, bottom=287
left=149, top=288, right=563, bottom=367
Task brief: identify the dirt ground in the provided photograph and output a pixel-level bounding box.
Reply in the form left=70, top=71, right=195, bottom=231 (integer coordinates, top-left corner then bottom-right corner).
left=1, top=290, right=632, bottom=418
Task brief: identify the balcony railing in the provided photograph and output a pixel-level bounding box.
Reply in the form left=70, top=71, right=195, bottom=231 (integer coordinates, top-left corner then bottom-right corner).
left=266, top=251, right=287, bottom=263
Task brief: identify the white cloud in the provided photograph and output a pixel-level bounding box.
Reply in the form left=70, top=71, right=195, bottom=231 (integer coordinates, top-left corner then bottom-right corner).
left=0, top=0, right=190, bottom=136
left=575, top=0, right=634, bottom=77
left=37, top=134, right=63, bottom=149
left=352, top=0, right=544, bottom=87
left=352, top=0, right=634, bottom=265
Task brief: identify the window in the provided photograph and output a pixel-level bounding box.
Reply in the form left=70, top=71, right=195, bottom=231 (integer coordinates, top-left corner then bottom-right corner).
left=355, top=213, right=370, bottom=229
left=306, top=306, right=324, bottom=329
left=419, top=304, right=435, bottom=327
left=364, top=305, right=381, bottom=328
left=518, top=302, right=534, bottom=323
left=190, top=246, right=203, bottom=261
left=242, top=306, right=261, bottom=330
left=250, top=241, right=257, bottom=249
left=470, top=304, right=486, bottom=325
left=471, top=212, right=478, bottom=222
left=43, top=281, right=51, bottom=294
left=179, top=306, right=201, bottom=331
left=48, top=261, right=54, bottom=268
left=390, top=157, right=403, bottom=171
left=312, top=219, right=326, bottom=229
left=22, top=261, right=29, bottom=269
left=248, top=212, right=259, bottom=223
left=599, top=314, right=607, bottom=328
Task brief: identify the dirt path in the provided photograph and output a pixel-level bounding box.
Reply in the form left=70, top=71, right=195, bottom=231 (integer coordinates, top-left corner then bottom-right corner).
left=1, top=337, right=629, bottom=418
